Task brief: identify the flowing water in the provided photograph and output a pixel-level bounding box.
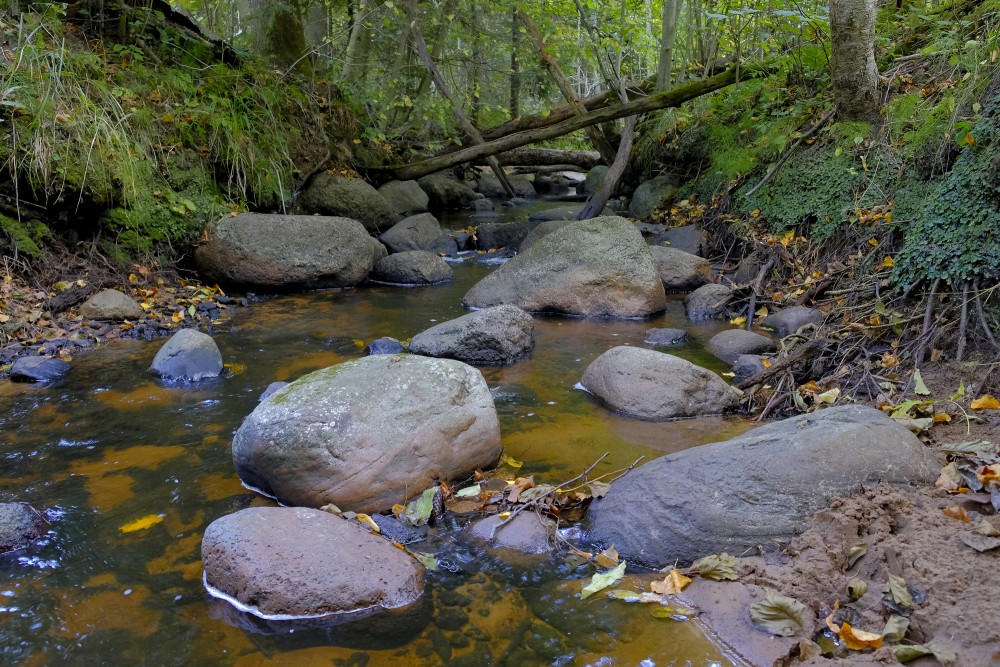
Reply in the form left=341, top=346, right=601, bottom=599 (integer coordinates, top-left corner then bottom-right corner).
left=0, top=204, right=755, bottom=666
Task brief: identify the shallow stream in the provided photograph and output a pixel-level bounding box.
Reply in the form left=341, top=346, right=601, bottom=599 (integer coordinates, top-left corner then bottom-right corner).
left=1, top=203, right=755, bottom=666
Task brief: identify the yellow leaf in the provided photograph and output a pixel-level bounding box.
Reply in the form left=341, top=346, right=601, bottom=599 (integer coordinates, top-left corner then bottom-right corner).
left=881, top=256, right=895, bottom=268
left=964, top=132, right=976, bottom=146
left=840, top=622, right=883, bottom=650
left=761, top=358, right=772, bottom=368
left=755, top=306, right=769, bottom=318
left=650, top=570, right=692, bottom=595
left=501, top=455, right=523, bottom=469
left=171, top=311, right=184, bottom=323
left=355, top=513, right=380, bottom=533
left=885, top=212, right=892, bottom=224
left=391, top=503, right=405, bottom=518
left=140, top=301, right=154, bottom=311
left=971, top=395, right=1000, bottom=410
left=868, top=238, right=879, bottom=247
left=595, top=545, right=620, bottom=569
left=119, top=514, right=164, bottom=533
left=815, top=387, right=841, bottom=404
left=730, top=316, right=747, bottom=326
left=128, top=273, right=139, bottom=283
left=933, top=412, right=952, bottom=423
left=498, top=512, right=511, bottom=520
left=161, top=113, right=174, bottom=123
left=353, top=339, right=366, bottom=348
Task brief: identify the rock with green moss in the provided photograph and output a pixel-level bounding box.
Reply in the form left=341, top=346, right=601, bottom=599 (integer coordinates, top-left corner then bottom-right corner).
left=294, top=173, right=401, bottom=233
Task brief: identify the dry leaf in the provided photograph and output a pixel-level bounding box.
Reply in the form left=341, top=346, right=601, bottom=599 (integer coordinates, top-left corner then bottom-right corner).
left=971, top=395, right=1000, bottom=410
left=749, top=591, right=809, bottom=637
left=840, top=621, right=883, bottom=650
left=355, top=513, right=380, bottom=533
left=651, top=570, right=692, bottom=595
left=594, top=545, right=619, bottom=569
left=942, top=505, right=971, bottom=523
left=694, top=553, right=741, bottom=581
left=119, top=514, right=164, bottom=533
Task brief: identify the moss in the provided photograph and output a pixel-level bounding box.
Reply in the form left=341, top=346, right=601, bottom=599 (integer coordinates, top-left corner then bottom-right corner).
left=0, top=215, right=47, bottom=259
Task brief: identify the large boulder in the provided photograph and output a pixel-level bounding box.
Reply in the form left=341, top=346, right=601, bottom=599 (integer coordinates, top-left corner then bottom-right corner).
left=580, top=346, right=740, bottom=420
left=409, top=305, right=534, bottom=366
left=628, top=175, right=677, bottom=219
left=760, top=306, right=824, bottom=336
left=417, top=174, right=481, bottom=211
left=294, top=172, right=401, bottom=232
left=370, top=251, right=453, bottom=285
left=195, top=214, right=379, bottom=289
left=10, top=356, right=70, bottom=383
left=476, top=173, right=536, bottom=199
left=475, top=220, right=538, bottom=251
left=379, top=213, right=442, bottom=254
left=649, top=246, right=712, bottom=292
left=149, top=329, right=223, bottom=382
left=684, top=283, right=733, bottom=320
left=588, top=405, right=941, bottom=566
left=652, top=224, right=707, bottom=256
left=0, top=503, right=44, bottom=552
left=377, top=180, right=429, bottom=217
left=579, top=165, right=609, bottom=195
left=462, top=216, right=666, bottom=319
left=232, top=355, right=501, bottom=513
left=706, top=329, right=776, bottom=365
left=202, top=507, right=425, bottom=619
left=519, top=220, right=573, bottom=252
left=80, top=289, right=143, bottom=321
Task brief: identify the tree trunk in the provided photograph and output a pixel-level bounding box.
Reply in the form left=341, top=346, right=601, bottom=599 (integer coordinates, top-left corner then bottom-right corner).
left=829, top=0, right=880, bottom=120
left=577, top=115, right=637, bottom=219
left=510, top=9, right=520, bottom=119
left=490, top=148, right=603, bottom=169
left=403, top=0, right=516, bottom=197
left=388, top=63, right=770, bottom=180
left=656, top=0, right=682, bottom=90
left=341, top=0, right=373, bottom=84
left=517, top=10, right=616, bottom=164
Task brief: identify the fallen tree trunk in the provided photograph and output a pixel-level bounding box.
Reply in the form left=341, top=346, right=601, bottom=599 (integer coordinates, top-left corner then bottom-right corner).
left=388, top=64, right=771, bottom=181
left=488, top=148, right=602, bottom=169
left=577, top=115, right=637, bottom=220
left=481, top=77, right=655, bottom=141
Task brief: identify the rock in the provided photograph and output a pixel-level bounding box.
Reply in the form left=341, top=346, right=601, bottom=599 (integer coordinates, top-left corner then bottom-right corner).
left=232, top=355, right=501, bottom=513
left=732, top=252, right=763, bottom=284
left=366, top=337, right=405, bottom=355
left=79, top=289, right=143, bottom=321
left=470, top=513, right=555, bottom=554
left=10, top=356, right=70, bottom=383
left=649, top=246, right=712, bottom=292
left=732, top=354, right=766, bottom=380
left=519, top=220, right=573, bottom=252
left=643, top=328, right=689, bottom=346
left=417, top=174, right=481, bottom=211
left=529, top=204, right=585, bottom=222
left=472, top=211, right=502, bottom=223
left=427, top=232, right=459, bottom=258
left=684, top=283, right=733, bottom=320
left=370, top=514, right=429, bottom=546
left=195, top=214, right=378, bottom=289
left=452, top=230, right=474, bottom=251
left=581, top=346, right=740, bottom=420
left=628, top=175, right=677, bottom=219
left=149, top=329, right=223, bottom=382
left=295, top=172, right=401, bottom=232
left=0, top=503, right=44, bottom=552
left=377, top=180, right=429, bottom=217
left=259, top=382, right=288, bottom=402
left=470, top=199, right=494, bottom=212
left=370, top=251, right=453, bottom=285
left=378, top=213, right=442, bottom=254
left=579, top=165, right=609, bottom=195
left=462, top=216, right=666, bottom=319
left=588, top=405, right=941, bottom=566
left=706, top=329, right=776, bottom=365
left=202, top=507, right=425, bottom=619
left=760, top=306, right=824, bottom=336
left=504, top=197, right=531, bottom=207
left=533, top=172, right=578, bottom=193
left=477, top=173, right=536, bottom=199
left=409, top=305, right=534, bottom=366
left=652, top=224, right=707, bottom=256
left=475, top=220, right=538, bottom=251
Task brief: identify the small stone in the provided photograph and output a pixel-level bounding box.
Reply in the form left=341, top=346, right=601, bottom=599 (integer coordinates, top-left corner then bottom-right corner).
left=0, top=503, right=44, bottom=552
left=149, top=329, right=223, bottom=382
left=684, top=284, right=733, bottom=321
left=643, top=328, right=689, bottom=346
left=707, top=329, right=776, bottom=365
left=470, top=513, right=555, bottom=554
left=10, top=356, right=70, bottom=383
left=760, top=306, right=824, bottom=337
left=366, top=337, right=405, bottom=356
left=79, top=289, right=144, bottom=321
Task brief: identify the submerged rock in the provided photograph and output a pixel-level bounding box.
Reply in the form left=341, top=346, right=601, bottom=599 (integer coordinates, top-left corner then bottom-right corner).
left=462, top=216, right=666, bottom=319
left=580, top=346, right=740, bottom=420
left=409, top=305, right=534, bottom=366
left=202, top=507, right=425, bottom=619
left=643, top=328, right=689, bottom=346
left=588, top=405, right=941, bottom=567
left=649, top=246, right=712, bottom=292
left=232, top=355, right=501, bottom=513
left=80, top=288, right=143, bottom=321
left=707, top=329, right=776, bottom=364
left=370, top=251, right=453, bottom=285
left=149, top=328, right=223, bottom=382
left=684, top=283, right=733, bottom=320
left=10, top=356, right=70, bottom=383
left=0, top=503, right=44, bottom=552
left=295, top=172, right=401, bottom=232
left=470, top=513, right=555, bottom=554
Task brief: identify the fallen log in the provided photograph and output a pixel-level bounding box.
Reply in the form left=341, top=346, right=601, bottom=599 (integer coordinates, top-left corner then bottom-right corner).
left=489, top=148, right=602, bottom=170
left=387, top=63, right=773, bottom=182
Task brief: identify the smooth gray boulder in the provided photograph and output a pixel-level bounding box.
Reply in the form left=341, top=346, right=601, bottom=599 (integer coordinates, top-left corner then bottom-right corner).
left=652, top=224, right=707, bottom=256
left=195, top=214, right=378, bottom=289
left=579, top=165, right=609, bottom=195
left=760, top=306, right=824, bottom=336
left=470, top=513, right=555, bottom=554
left=377, top=180, right=429, bottom=217
left=149, top=329, right=223, bottom=381
left=295, top=172, right=401, bottom=232
left=649, top=246, right=712, bottom=292
left=580, top=346, right=740, bottom=420
left=0, top=503, right=44, bottom=552
left=418, top=174, right=481, bottom=210
left=232, top=355, right=501, bottom=513
left=477, top=173, right=536, bottom=199
left=370, top=251, right=453, bottom=285
left=475, top=220, right=538, bottom=251
left=519, top=220, right=573, bottom=252
left=10, top=356, right=70, bottom=383
left=588, top=405, right=941, bottom=566
left=463, top=216, right=666, bottom=319
left=379, top=213, right=442, bottom=254
left=202, top=507, right=425, bottom=619
left=409, top=305, right=534, bottom=366
left=706, top=329, right=776, bottom=364
left=470, top=199, right=494, bottom=212
left=629, top=175, right=677, bottom=219
left=684, top=283, right=733, bottom=320
left=643, top=328, right=689, bottom=346
left=80, top=289, right=143, bottom=321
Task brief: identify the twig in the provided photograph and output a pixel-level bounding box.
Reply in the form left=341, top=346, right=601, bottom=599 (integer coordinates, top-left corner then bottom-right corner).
left=559, top=456, right=645, bottom=494
left=956, top=282, right=969, bottom=362
left=744, top=108, right=836, bottom=198
left=915, top=278, right=941, bottom=363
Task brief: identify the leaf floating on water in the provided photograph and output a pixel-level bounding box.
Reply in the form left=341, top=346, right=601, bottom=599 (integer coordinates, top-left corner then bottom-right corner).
left=501, top=455, right=523, bottom=469
left=971, top=395, right=1000, bottom=410
left=846, top=543, right=868, bottom=569
left=729, top=316, right=747, bottom=326
left=749, top=591, right=809, bottom=637
left=119, top=514, right=164, bottom=533
left=694, top=553, right=741, bottom=581
left=839, top=622, right=883, bottom=650
left=605, top=589, right=641, bottom=601
left=650, top=604, right=697, bottom=620
left=455, top=484, right=482, bottom=498
left=594, top=545, right=619, bottom=569
left=651, top=570, right=692, bottom=595
left=518, top=484, right=556, bottom=504
left=580, top=561, right=626, bottom=600
left=882, top=615, right=910, bottom=643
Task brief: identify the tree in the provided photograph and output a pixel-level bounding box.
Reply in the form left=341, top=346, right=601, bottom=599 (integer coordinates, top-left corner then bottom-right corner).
left=829, top=0, right=880, bottom=120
